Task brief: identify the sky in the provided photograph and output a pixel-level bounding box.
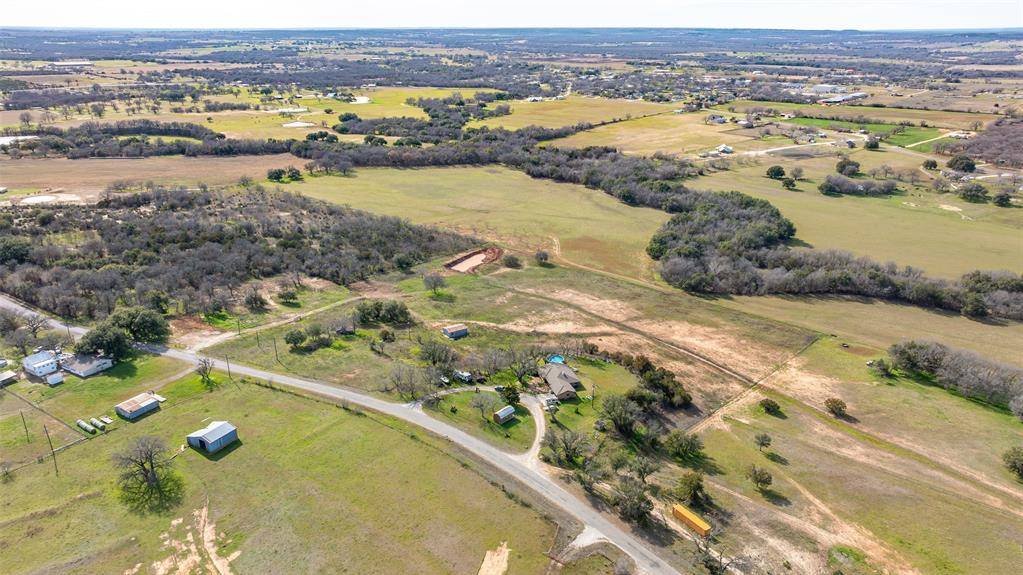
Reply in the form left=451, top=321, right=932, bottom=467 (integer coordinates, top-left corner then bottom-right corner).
left=3, top=0, right=1022, bottom=30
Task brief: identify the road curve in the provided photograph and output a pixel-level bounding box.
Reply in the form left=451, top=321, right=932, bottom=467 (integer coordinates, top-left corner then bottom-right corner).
left=3, top=289, right=680, bottom=573
left=144, top=345, right=681, bottom=575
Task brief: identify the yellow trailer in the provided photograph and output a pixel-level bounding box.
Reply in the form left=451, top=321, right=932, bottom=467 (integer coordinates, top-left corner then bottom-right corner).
left=672, top=503, right=711, bottom=537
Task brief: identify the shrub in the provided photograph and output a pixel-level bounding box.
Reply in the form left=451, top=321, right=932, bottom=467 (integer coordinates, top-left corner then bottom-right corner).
left=1004, top=446, right=1023, bottom=480
left=502, top=254, right=522, bottom=268
left=745, top=464, right=773, bottom=490
left=824, top=397, right=847, bottom=417
left=947, top=154, right=976, bottom=173
left=923, top=159, right=938, bottom=170
left=782, top=177, right=796, bottom=190
left=766, top=165, right=785, bottom=179
left=534, top=250, right=550, bottom=265
left=958, top=182, right=989, bottom=203
left=836, top=158, right=860, bottom=176
left=759, top=397, right=781, bottom=415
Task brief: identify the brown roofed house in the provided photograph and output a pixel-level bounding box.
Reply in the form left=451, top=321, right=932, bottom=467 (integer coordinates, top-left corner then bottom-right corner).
left=540, top=363, right=580, bottom=400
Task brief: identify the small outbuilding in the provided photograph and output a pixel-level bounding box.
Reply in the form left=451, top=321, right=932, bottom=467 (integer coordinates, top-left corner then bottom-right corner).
left=115, top=392, right=161, bottom=420
left=493, top=405, right=516, bottom=425
left=0, top=370, right=18, bottom=386
left=187, top=421, right=238, bottom=454
left=672, top=503, right=711, bottom=537
left=60, top=354, right=114, bottom=378
left=540, top=363, right=581, bottom=400
left=441, top=323, right=469, bottom=340
left=22, top=350, right=59, bottom=378
left=45, top=372, right=64, bottom=386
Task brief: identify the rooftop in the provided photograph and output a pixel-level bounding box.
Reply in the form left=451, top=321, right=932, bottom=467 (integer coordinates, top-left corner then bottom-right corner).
left=116, top=392, right=160, bottom=414
left=187, top=421, right=237, bottom=443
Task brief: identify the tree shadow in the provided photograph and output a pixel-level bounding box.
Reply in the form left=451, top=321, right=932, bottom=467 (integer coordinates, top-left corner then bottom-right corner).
left=428, top=292, right=456, bottom=303
left=764, top=451, right=789, bottom=466
left=836, top=412, right=860, bottom=424
left=687, top=453, right=724, bottom=476
left=119, top=472, right=185, bottom=515
left=759, top=487, right=791, bottom=507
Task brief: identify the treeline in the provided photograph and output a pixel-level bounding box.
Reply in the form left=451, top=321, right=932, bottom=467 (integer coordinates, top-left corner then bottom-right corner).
left=3, top=120, right=300, bottom=159
left=889, top=341, right=1023, bottom=419
left=203, top=101, right=253, bottom=112
left=3, top=87, right=122, bottom=110
left=0, top=187, right=474, bottom=321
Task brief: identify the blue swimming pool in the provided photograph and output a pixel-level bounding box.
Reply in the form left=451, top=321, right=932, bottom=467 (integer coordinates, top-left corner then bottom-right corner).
left=547, top=355, right=565, bottom=364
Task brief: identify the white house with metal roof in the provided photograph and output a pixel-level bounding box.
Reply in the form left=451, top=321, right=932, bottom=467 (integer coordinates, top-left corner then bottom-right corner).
left=22, top=350, right=59, bottom=378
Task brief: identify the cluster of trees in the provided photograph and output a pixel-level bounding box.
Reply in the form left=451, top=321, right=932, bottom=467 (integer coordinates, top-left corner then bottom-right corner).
left=355, top=300, right=413, bottom=326
left=936, top=120, right=1023, bottom=167
left=889, top=340, right=1023, bottom=419
left=0, top=186, right=473, bottom=321
left=818, top=174, right=898, bottom=196
left=202, top=100, right=252, bottom=112
left=171, top=53, right=563, bottom=98
left=334, top=93, right=511, bottom=143
left=583, top=344, right=692, bottom=408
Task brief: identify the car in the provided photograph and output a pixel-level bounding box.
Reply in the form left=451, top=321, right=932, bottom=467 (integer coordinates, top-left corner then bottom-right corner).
left=439, top=375, right=450, bottom=384
left=494, top=386, right=506, bottom=392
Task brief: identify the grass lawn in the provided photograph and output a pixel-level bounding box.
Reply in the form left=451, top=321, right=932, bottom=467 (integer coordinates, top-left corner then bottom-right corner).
left=718, top=295, right=1023, bottom=368
left=2, top=377, right=561, bottom=575
left=546, top=358, right=641, bottom=436
left=5, top=352, right=189, bottom=429
left=203, top=305, right=394, bottom=393
left=691, top=147, right=1023, bottom=279
left=469, top=95, right=677, bottom=130
left=428, top=390, right=535, bottom=452
left=782, top=117, right=943, bottom=147
left=550, top=112, right=758, bottom=156
left=290, top=165, right=669, bottom=282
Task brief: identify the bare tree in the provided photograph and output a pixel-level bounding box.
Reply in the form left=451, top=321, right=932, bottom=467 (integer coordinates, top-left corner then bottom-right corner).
left=470, top=393, right=498, bottom=419
left=423, top=273, right=446, bottom=294
left=195, top=358, right=215, bottom=387
left=5, top=328, right=33, bottom=356
left=390, top=364, right=424, bottom=399
left=113, top=436, right=181, bottom=511
left=23, top=315, right=49, bottom=339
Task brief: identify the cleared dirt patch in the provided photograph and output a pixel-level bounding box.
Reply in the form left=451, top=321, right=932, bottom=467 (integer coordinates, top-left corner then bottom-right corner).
left=446, top=247, right=503, bottom=273
left=477, top=541, right=510, bottom=575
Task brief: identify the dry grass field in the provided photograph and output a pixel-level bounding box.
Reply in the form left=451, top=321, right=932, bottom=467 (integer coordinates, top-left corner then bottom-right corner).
left=469, top=95, right=677, bottom=130
left=0, top=154, right=298, bottom=198
left=551, top=112, right=759, bottom=156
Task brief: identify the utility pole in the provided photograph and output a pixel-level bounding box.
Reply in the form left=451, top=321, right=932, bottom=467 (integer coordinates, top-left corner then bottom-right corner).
left=43, top=424, right=58, bottom=476
left=272, top=338, right=280, bottom=364
left=20, top=410, right=29, bottom=442
left=236, top=319, right=241, bottom=336
left=225, top=356, right=232, bottom=379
